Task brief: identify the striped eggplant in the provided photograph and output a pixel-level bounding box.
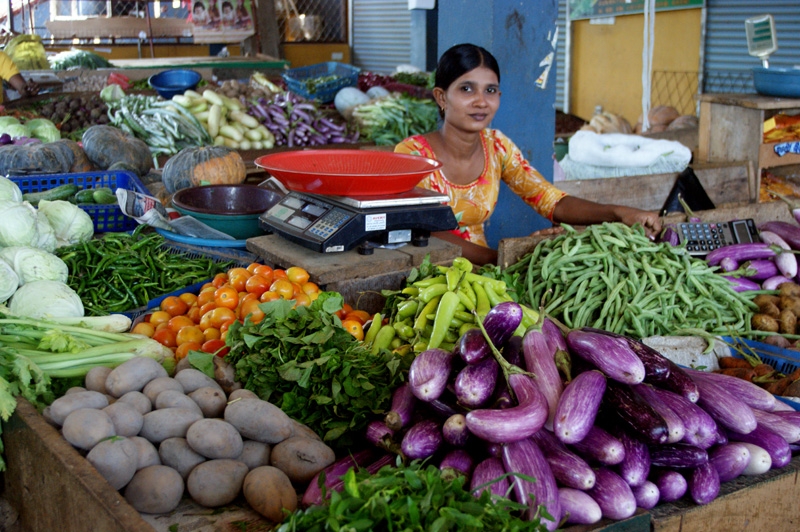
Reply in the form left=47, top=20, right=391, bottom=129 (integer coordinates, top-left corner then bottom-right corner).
left=647, top=386, right=718, bottom=448
left=502, top=437, right=561, bottom=530
left=650, top=468, right=687, bottom=502
left=301, top=448, right=379, bottom=507
left=603, top=381, right=669, bottom=444
left=688, top=368, right=776, bottom=411
left=689, top=372, right=757, bottom=434
left=503, top=335, right=524, bottom=368
left=631, top=480, right=660, bottom=510
left=566, top=329, right=645, bottom=385
left=633, top=383, right=686, bottom=443
left=582, top=327, right=670, bottom=380
left=470, top=456, right=510, bottom=500
left=454, top=356, right=499, bottom=408
left=742, top=259, right=779, bottom=280
left=442, top=413, right=469, bottom=447
left=752, top=408, right=800, bottom=443
left=760, top=220, right=800, bottom=250
left=384, top=383, right=417, bottom=431
left=706, top=242, right=776, bottom=266
left=523, top=324, right=564, bottom=431
left=570, top=425, right=626, bottom=466
left=688, top=462, right=720, bottom=505
left=759, top=230, right=798, bottom=278
left=709, top=442, right=751, bottom=482
left=740, top=442, right=772, bottom=475
left=648, top=359, right=699, bottom=403
left=400, top=419, right=443, bottom=460
left=439, top=448, right=475, bottom=481
left=465, top=373, right=548, bottom=444
left=542, top=316, right=568, bottom=353
left=365, top=420, right=396, bottom=451
left=483, top=301, right=523, bottom=348
left=614, top=429, right=651, bottom=488
left=726, top=424, right=792, bottom=468
left=531, top=429, right=596, bottom=491
left=648, top=443, right=708, bottom=468
left=458, top=327, right=490, bottom=365
left=553, top=370, right=606, bottom=444
left=586, top=467, right=637, bottom=520
left=408, top=348, right=454, bottom=402
left=558, top=487, right=602, bottom=525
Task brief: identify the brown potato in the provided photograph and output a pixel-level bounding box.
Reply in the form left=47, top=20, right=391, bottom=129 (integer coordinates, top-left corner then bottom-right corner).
left=86, top=436, right=138, bottom=490
left=50, top=391, right=109, bottom=426
left=124, top=465, right=184, bottom=514
left=62, top=408, right=116, bottom=451
left=186, top=419, right=243, bottom=459
left=779, top=282, right=800, bottom=298
left=224, top=398, right=293, bottom=444
left=84, top=366, right=113, bottom=394
left=105, top=357, right=168, bottom=398
left=158, top=437, right=206, bottom=480
left=242, top=466, right=297, bottom=522
left=186, top=459, right=249, bottom=508
left=269, top=436, right=336, bottom=484
left=752, top=313, right=780, bottom=333
left=103, top=401, right=144, bottom=437
left=754, top=294, right=781, bottom=309
left=189, top=386, right=227, bottom=418
left=780, top=308, right=798, bottom=335
left=779, top=296, right=800, bottom=316
left=760, top=301, right=781, bottom=319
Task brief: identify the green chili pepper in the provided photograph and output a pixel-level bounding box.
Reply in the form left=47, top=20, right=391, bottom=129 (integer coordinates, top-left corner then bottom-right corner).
left=427, top=291, right=460, bottom=350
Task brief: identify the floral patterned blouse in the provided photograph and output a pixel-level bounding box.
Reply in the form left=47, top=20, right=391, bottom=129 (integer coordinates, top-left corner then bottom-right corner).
left=394, top=129, right=568, bottom=246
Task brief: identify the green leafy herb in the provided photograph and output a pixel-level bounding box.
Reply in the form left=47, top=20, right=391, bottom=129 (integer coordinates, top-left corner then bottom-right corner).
left=277, top=460, right=550, bottom=532
left=224, top=293, right=413, bottom=450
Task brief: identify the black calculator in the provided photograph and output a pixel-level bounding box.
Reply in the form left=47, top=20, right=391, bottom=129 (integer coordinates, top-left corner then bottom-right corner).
left=677, top=219, right=760, bottom=257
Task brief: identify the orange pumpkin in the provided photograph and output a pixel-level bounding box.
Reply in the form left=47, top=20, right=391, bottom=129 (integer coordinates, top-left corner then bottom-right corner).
left=161, top=146, right=247, bottom=194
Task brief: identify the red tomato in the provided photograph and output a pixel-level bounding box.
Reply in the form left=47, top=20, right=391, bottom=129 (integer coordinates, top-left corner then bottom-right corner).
left=201, top=339, right=230, bottom=357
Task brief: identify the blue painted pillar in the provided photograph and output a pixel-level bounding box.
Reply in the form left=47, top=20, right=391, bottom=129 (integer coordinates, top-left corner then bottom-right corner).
left=437, top=0, right=559, bottom=248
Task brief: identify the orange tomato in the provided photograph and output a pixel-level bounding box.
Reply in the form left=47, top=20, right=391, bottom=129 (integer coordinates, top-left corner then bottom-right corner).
left=301, top=281, right=320, bottom=296
left=199, top=301, right=217, bottom=316
left=260, top=290, right=280, bottom=303
left=335, top=303, right=353, bottom=320
left=227, top=267, right=252, bottom=292
left=286, top=266, right=310, bottom=285
left=209, top=306, right=237, bottom=329
left=176, top=325, right=205, bottom=346
left=344, top=310, right=371, bottom=326
left=161, top=295, right=189, bottom=317
left=341, top=319, right=364, bottom=341
left=292, top=282, right=304, bottom=298
left=175, top=341, right=202, bottom=360
left=293, top=293, right=312, bottom=308
left=241, top=292, right=259, bottom=303
left=203, top=327, right=221, bottom=341
left=131, top=321, right=155, bottom=338
left=196, top=287, right=217, bottom=307
left=245, top=274, right=271, bottom=297
left=239, top=298, right=265, bottom=323
left=214, top=286, right=239, bottom=310
left=201, top=339, right=229, bottom=357
left=270, top=278, right=295, bottom=300
left=198, top=312, right=214, bottom=331
left=212, top=272, right=228, bottom=288
left=246, top=262, right=261, bottom=274
left=253, top=264, right=274, bottom=280
left=167, top=315, right=195, bottom=333
left=148, top=310, right=172, bottom=327
left=179, top=292, right=198, bottom=307
left=152, top=327, right=178, bottom=348
left=186, top=306, right=202, bottom=323
left=273, top=269, right=287, bottom=280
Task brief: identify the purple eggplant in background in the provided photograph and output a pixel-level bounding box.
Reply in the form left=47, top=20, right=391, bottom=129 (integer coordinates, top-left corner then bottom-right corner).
left=688, top=372, right=757, bottom=434
left=465, top=373, right=548, bottom=444
left=688, top=462, right=720, bottom=505
left=454, top=356, right=499, bottom=408
left=706, top=242, right=776, bottom=266
left=502, top=334, right=524, bottom=368
left=719, top=256, right=739, bottom=272
left=570, top=425, right=626, bottom=466
left=723, top=275, right=762, bottom=292
left=470, top=456, right=509, bottom=500
left=761, top=220, right=800, bottom=249
left=408, top=348, right=454, bottom=402
left=614, top=429, right=651, bottom=488
left=632, top=480, right=660, bottom=510
left=502, top=437, right=561, bottom=531
left=633, top=383, right=686, bottom=443
left=726, top=424, right=792, bottom=468
left=709, top=442, right=751, bottom=482
left=442, top=413, right=469, bottom=447
left=648, top=443, right=709, bottom=468
left=586, top=467, right=637, bottom=521
left=558, top=487, right=602, bottom=525
left=542, top=316, right=568, bottom=353
left=603, top=380, right=669, bottom=445
left=581, top=327, right=670, bottom=381
left=688, top=368, right=776, bottom=411
left=384, top=382, right=417, bottom=431
left=365, top=420, right=396, bottom=450
left=522, top=324, right=563, bottom=431
left=482, top=301, right=523, bottom=348
left=553, top=370, right=606, bottom=444
left=531, top=429, right=596, bottom=490
left=400, top=419, right=443, bottom=460
left=439, top=448, right=475, bottom=481
left=648, top=358, right=699, bottom=403
left=752, top=407, right=800, bottom=442
left=741, top=259, right=779, bottom=280
left=566, top=329, right=645, bottom=385
left=301, top=448, right=378, bottom=507
left=458, top=327, right=491, bottom=365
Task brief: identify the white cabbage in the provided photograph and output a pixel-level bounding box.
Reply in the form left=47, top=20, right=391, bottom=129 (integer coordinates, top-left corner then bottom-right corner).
left=36, top=200, right=94, bottom=248
left=0, top=199, right=38, bottom=248
left=0, top=176, right=22, bottom=203
left=8, top=279, right=84, bottom=319
left=0, top=259, right=19, bottom=303
left=0, top=246, right=68, bottom=286
left=33, top=213, right=57, bottom=253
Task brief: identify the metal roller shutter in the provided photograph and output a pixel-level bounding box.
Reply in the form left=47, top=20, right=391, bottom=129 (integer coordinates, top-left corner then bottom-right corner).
left=555, top=0, right=569, bottom=112
left=351, top=0, right=412, bottom=74
left=704, top=0, right=800, bottom=94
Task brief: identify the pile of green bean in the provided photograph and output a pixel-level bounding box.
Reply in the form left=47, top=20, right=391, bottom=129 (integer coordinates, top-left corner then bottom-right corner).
left=504, top=223, right=758, bottom=338
left=55, top=226, right=234, bottom=316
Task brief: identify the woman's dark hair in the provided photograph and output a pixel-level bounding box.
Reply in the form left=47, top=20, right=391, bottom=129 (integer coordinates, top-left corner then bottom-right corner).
left=434, top=43, right=501, bottom=91
left=193, top=1, right=204, bottom=11
left=222, top=1, right=232, bottom=9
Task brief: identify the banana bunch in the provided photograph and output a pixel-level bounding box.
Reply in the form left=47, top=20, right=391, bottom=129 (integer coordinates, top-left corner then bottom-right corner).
left=364, top=257, right=539, bottom=355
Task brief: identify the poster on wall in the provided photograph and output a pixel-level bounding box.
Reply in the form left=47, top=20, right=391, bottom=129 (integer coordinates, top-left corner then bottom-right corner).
left=569, top=0, right=703, bottom=21
left=189, top=0, right=255, bottom=43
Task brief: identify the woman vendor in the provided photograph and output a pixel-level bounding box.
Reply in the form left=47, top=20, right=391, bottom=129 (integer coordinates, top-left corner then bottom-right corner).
left=395, top=43, right=661, bottom=266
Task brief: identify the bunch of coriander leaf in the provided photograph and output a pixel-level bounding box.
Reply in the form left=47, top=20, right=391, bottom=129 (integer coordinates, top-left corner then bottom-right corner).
left=224, top=292, right=414, bottom=450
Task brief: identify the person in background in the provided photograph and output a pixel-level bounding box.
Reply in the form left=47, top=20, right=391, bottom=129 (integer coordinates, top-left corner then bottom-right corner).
left=394, top=43, right=661, bottom=266
left=0, top=51, right=38, bottom=103
left=221, top=1, right=235, bottom=26
left=191, top=1, right=211, bottom=26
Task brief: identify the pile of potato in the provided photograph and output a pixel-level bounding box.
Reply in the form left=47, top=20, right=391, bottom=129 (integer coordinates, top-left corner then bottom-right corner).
left=44, top=356, right=335, bottom=521
left=751, top=281, right=800, bottom=347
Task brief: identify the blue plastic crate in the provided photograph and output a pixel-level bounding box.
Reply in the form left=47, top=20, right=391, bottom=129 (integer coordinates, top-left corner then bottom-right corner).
left=282, top=61, right=360, bottom=102
left=12, top=170, right=149, bottom=233
left=721, top=336, right=800, bottom=410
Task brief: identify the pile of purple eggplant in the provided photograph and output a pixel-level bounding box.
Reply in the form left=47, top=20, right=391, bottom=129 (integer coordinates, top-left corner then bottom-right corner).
left=247, top=91, right=359, bottom=148
left=308, top=301, right=800, bottom=530
left=709, top=221, right=800, bottom=292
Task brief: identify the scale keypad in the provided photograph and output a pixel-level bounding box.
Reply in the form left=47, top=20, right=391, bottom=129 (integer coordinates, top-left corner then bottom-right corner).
left=309, top=208, right=351, bottom=239
left=679, top=222, right=727, bottom=254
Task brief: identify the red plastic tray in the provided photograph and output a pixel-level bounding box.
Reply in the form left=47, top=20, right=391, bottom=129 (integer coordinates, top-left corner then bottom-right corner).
left=254, top=149, right=442, bottom=196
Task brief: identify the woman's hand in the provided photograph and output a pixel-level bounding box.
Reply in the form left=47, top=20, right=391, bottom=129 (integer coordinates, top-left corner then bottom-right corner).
left=616, top=206, right=662, bottom=240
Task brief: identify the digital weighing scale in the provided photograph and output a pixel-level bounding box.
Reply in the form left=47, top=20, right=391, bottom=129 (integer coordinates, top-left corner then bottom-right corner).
left=258, top=187, right=458, bottom=254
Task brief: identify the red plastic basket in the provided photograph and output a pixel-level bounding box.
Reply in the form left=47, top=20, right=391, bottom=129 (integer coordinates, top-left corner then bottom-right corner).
left=254, top=150, right=442, bottom=196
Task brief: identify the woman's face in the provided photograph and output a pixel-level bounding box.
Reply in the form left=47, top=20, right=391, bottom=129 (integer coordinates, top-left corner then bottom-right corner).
left=436, top=66, right=501, bottom=132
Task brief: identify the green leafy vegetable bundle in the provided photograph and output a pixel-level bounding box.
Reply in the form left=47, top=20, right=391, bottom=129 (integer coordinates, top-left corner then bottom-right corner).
left=224, top=293, right=413, bottom=449
left=277, top=460, right=548, bottom=532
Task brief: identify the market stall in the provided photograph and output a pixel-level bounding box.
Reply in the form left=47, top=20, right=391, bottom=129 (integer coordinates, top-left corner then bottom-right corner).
left=6, top=32, right=800, bottom=532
